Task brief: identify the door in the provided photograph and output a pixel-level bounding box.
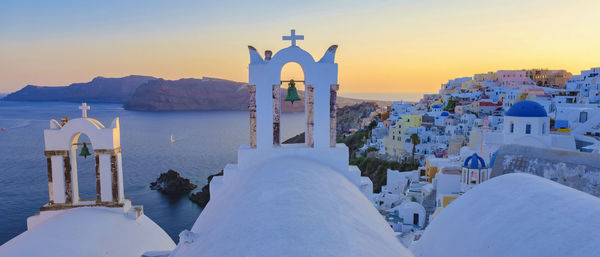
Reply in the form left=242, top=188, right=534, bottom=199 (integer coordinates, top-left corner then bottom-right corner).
left=413, top=213, right=419, bottom=225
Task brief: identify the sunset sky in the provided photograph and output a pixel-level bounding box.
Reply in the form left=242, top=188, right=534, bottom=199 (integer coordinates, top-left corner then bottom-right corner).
left=1, top=0, right=599, bottom=95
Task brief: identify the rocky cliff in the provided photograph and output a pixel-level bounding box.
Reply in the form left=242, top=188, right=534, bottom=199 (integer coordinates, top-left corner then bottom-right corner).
left=2, top=75, right=155, bottom=103
left=123, top=77, right=383, bottom=112
left=282, top=102, right=380, bottom=144
left=123, top=77, right=259, bottom=111
left=4, top=75, right=391, bottom=112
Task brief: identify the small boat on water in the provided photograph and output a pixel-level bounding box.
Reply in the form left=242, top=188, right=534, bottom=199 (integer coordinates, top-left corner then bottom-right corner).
left=170, top=134, right=175, bottom=143
left=1, top=128, right=5, bottom=131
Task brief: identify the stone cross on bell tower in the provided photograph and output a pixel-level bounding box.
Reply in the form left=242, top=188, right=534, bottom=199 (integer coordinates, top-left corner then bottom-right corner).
left=79, top=102, right=90, bottom=118
left=282, top=29, right=304, bottom=46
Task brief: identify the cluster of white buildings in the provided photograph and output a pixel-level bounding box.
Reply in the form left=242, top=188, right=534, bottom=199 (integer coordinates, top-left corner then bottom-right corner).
left=356, top=67, right=600, bottom=164
left=362, top=67, right=600, bottom=235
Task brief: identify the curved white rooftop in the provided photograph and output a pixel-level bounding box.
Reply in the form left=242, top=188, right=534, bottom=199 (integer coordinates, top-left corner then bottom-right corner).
left=0, top=207, right=175, bottom=257
left=412, top=173, right=600, bottom=257
left=170, top=158, right=412, bottom=257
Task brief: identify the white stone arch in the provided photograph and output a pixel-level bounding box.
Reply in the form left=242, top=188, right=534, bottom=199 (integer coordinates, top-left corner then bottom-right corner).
left=43, top=115, right=124, bottom=208
left=248, top=44, right=339, bottom=149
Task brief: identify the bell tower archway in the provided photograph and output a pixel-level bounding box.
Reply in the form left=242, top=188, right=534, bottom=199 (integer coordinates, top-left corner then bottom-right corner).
left=43, top=103, right=125, bottom=209
left=248, top=29, right=339, bottom=149
left=210, top=30, right=371, bottom=201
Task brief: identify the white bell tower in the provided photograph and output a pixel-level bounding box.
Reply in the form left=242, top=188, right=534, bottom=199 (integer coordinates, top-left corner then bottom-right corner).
left=208, top=30, right=371, bottom=198
left=42, top=103, right=126, bottom=209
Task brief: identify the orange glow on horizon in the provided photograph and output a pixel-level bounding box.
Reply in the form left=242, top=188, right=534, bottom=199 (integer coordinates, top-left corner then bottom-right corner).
left=1, top=0, right=599, bottom=96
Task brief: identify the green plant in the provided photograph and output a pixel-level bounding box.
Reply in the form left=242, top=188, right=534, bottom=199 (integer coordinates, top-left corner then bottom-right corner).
left=410, top=133, right=420, bottom=163
left=368, top=120, right=378, bottom=130
left=364, top=146, right=378, bottom=155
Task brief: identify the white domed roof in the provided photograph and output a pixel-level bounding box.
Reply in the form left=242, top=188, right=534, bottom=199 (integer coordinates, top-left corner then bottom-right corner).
left=412, top=173, right=600, bottom=257
left=0, top=207, right=175, bottom=257
left=170, top=158, right=412, bottom=257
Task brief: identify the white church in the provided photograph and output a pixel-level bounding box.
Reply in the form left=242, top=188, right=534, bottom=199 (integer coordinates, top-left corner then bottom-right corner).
left=472, top=99, right=577, bottom=160
left=1, top=30, right=600, bottom=257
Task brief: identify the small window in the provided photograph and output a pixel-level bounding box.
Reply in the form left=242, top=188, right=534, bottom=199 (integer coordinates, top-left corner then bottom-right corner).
left=580, top=112, right=588, bottom=123
left=525, top=124, right=531, bottom=134
left=510, top=123, right=514, bottom=133
left=542, top=123, right=546, bottom=134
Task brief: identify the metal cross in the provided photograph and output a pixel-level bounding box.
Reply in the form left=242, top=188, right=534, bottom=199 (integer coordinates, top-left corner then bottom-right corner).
left=79, top=102, right=90, bottom=118
left=282, top=29, right=304, bottom=46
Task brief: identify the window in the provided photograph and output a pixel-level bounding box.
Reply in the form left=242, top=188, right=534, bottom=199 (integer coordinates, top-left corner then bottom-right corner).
left=542, top=123, right=545, bottom=134
left=580, top=112, right=588, bottom=123
left=510, top=123, right=514, bottom=133
left=525, top=124, right=531, bottom=134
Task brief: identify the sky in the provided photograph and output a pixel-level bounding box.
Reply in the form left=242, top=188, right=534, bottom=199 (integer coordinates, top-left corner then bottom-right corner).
left=1, top=0, right=599, bottom=95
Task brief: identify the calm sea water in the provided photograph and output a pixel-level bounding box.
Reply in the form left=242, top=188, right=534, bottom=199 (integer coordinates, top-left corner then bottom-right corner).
left=0, top=101, right=305, bottom=244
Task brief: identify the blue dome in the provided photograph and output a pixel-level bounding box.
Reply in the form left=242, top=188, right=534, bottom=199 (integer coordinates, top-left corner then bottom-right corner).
left=464, top=153, right=486, bottom=169
left=505, top=100, right=547, bottom=117
left=441, top=111, right=449, bottom=117
left=433, top=104, right=441, bottom=109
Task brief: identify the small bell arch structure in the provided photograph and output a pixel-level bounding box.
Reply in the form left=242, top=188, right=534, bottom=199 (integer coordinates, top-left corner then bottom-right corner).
left=43, top=105, right=125, bottom=209
left=247, top=30, right=339, bottom=149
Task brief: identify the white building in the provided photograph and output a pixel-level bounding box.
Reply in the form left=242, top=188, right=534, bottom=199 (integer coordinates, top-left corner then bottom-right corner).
left=412, top=173, right=600, bottom=257
left=386, top=201, right=427, bottom=232
left=565, top=67, right=600, bottom=104
left=0, top=103, right=175, bottom=257
left=484, top=100, right=576, bottom=152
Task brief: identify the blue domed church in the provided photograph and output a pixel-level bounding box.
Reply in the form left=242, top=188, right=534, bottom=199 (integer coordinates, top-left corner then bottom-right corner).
left=498, top=100, right=575, bottom=150
left=502, top=100, right=553, bottom=147
left=474, top=100, right=576, bottom=161
left=461, top=153, right=490, bottom=192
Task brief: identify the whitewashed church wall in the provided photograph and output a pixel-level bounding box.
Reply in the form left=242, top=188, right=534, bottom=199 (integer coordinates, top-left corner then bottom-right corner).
left=69, top=148, right=80, bottom=203
left=99, top=154, right=113, bottom=202
left=44, top=118, right=119, bottom=151
left=51, top=156, right=66, bottom=204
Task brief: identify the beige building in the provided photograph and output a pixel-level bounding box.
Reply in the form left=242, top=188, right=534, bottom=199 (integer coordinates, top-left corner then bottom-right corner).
left=526, top=69, right=571, bottom=87
left=383, top=122, right=406, bottom=159
left=474, top=71, right=498, bottom=82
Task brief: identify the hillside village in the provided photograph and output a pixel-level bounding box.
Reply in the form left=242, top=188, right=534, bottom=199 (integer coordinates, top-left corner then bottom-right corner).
left=2, top=27, right=599, bottom=256
left=341, top=67, right=600, bottom=242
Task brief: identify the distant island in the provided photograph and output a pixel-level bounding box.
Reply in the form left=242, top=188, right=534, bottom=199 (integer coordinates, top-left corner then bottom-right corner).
left=2, top=75, right=155, bottom=103
left=2, top=75, right=390, bottom=112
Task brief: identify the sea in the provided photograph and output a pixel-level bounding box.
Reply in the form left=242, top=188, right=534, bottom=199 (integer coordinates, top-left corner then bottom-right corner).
left=0, top=101, right=306, bottom=244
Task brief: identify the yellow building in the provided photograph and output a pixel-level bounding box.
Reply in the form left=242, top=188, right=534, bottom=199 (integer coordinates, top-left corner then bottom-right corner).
left=442, top=195, right=458, bottom=207
left=425, top=156, right=461, bottom=182
left=383, top=115, right=423, bottom=159
left=425, top=159, right=439, bottom=183
left=383, top=123, right=405, bottom=159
